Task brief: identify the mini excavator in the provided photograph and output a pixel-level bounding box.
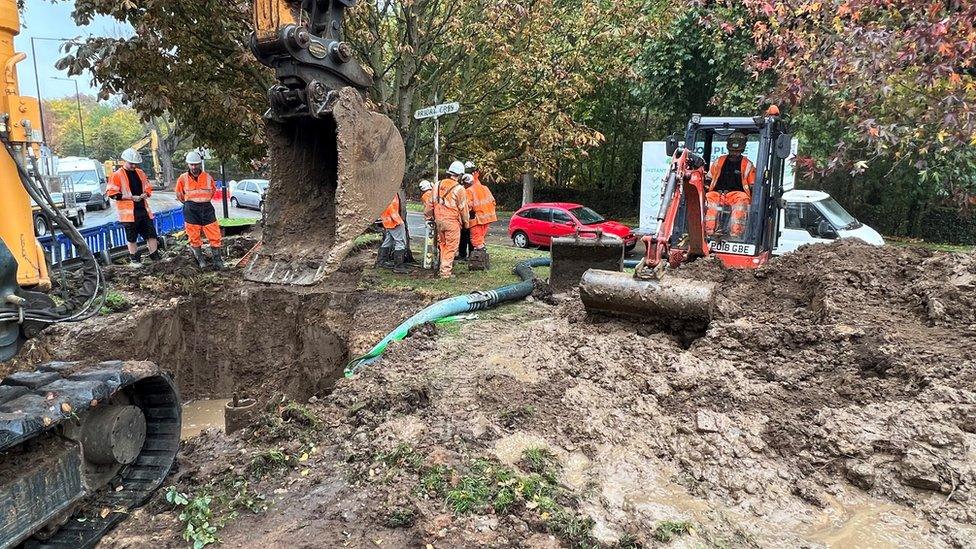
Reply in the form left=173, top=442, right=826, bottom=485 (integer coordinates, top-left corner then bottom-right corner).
left=580, top=110, right=794, bottom=322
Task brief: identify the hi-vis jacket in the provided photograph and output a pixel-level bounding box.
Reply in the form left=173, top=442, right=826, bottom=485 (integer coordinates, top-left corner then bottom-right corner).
left=708, top=155, right=756, bottom=194
left=465, top=177, right=497, bottom=226
left=426, top=178, right=469, bottom=227
left=107, top=168, right=153, bottom=222
left=175, top=170, right=217, bottom=203
left=381, top=193, right=404, bottom=229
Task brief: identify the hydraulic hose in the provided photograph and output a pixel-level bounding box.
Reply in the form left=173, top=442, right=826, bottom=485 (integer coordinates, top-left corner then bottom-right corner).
left=344, top=257, right=550, bottom=376
left=344, top=256, right=642, bottom=376
left=0, top=138, right=105, bottom=324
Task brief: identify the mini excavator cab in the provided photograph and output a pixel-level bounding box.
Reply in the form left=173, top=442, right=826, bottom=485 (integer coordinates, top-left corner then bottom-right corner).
left=665, top=113, right=792, bottom=269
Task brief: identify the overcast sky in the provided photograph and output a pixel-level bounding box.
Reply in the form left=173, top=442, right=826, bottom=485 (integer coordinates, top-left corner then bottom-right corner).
left=15, top=1, right=131, bottom=100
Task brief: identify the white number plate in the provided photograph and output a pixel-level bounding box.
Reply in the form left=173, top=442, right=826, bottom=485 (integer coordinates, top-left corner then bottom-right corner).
left=709, top=241, right=756, bottom=255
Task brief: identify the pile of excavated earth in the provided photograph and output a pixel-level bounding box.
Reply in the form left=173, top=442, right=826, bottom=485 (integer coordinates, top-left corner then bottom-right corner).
left=8, top=236, right=976, bottom=548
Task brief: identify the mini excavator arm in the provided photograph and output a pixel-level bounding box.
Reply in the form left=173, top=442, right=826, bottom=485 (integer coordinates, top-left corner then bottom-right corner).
left=639, top=148, right=710, bottom=276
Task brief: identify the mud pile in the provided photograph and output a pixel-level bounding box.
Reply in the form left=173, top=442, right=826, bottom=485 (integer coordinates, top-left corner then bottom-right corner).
left=59, top=240, right=976, bottom=547
left=290, top=241, right=975, bottom=547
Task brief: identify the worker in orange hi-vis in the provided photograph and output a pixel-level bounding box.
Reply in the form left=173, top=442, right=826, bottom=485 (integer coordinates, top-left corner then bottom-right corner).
left=463, top=161, right=497, bottom=270
left=705, top=132, right=755, bottom=238
left=424, top=161, right=470, bottom=278
left=107, top=148, right=161, bottom=267
left=378, top=192, right=410, bottom=274
left=419, top=179, right=434, bottom=213
left=175, top=151, right=223, bottom=269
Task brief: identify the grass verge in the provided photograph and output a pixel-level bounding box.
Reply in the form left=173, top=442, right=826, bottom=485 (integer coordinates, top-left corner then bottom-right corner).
left=885, top=236, right=975, bottom=253
left=360, top=243, right=549, bottom=299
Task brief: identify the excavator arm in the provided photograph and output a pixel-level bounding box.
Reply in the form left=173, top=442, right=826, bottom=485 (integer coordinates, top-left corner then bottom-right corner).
left=244, top=0, right=405, bottom=285
left=251, top=0, right=372, bottom=119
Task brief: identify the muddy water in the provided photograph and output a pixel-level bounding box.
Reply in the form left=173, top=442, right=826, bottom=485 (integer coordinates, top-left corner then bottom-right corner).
left=803, top=495, right=936, bottom=548
left=181, top=399, right=230, bottom=440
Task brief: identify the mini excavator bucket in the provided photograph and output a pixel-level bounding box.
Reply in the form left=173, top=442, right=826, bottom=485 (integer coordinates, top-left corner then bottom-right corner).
left=245, top=0, right=405, bottom=285
left=549, top=230, right=624, bottom=293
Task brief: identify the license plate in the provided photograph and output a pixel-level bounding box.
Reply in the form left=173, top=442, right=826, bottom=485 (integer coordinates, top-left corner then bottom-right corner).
left=709, top=241, right=756, bottom=255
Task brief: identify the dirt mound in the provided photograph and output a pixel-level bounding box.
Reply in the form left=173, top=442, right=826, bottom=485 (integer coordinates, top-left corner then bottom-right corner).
left=37, top=240, right=976, bottom=547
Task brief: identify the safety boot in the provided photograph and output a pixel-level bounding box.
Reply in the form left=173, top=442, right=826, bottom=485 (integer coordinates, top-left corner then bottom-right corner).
left=375, top=246, right=393, bottom=269
left=190, top=247, right=208, bottom=269
left=148, top=250, right=163, bottom=262
left=210, top=247, right=225, bottom=270
left=127, top=253, right=143, bottom=268
left=392, top=250, right=410, bottom=274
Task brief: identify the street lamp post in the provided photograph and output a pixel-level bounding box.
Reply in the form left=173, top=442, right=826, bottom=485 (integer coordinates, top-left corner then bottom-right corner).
left=51, top=77, right=86, bottom=156
left=28, top=36, right=78, bottom=142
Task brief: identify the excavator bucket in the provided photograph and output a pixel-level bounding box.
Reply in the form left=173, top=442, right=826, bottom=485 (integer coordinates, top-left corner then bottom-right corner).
left=579, top=269, right=716, bottom=323
left=549, top=232, right=624, bottom=292
left=244, top=88, right=405, bottom=285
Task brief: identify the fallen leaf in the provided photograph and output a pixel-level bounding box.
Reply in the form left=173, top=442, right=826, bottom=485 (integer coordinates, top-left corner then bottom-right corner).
left=61, top=402, right=72, bottom=413
left=301, top=469, right=310, bottom=477
left=299, top=452, right=309, bottom=462
left=100, top=508, right=111, bottom=518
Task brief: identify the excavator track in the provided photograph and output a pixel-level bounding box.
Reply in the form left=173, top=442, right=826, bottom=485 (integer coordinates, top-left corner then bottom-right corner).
left=0, top=360, right=180, bottom=549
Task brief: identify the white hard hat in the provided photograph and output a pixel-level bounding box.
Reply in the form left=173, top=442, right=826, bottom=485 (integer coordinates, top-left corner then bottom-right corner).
left=461, top=174, right=473, bottom=184
left=464, top=160, right=477, bottom=171
left=447, top=161, right=465, bottom=176
left=185, top=150, right=203, bottom=164
left=121, top=148, right=142, bottom=164
left=419, top=179, right=433, bottom=191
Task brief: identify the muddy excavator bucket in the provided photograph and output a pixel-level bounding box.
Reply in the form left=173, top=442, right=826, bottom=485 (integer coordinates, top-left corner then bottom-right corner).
left=549, top=231, right=624, bottom=292
left=579, top=269, right=716, bottom=323
left=244, top=88, right=405, bottom=285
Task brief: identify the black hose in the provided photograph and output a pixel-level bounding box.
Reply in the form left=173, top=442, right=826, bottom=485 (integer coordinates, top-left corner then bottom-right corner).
left=0, top=138, right=104, bottom=323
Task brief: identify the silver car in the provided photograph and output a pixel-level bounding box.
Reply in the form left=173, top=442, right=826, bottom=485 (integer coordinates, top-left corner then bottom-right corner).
left=230, top=179, right=269, bottom=211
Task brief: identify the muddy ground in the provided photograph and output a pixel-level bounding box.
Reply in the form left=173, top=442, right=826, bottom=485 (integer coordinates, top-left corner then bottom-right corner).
left=9, top=237, right=976, bottom=548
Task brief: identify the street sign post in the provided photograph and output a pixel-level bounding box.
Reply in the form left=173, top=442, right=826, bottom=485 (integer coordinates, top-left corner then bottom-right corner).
left=414, top=100, right=460, bottom=189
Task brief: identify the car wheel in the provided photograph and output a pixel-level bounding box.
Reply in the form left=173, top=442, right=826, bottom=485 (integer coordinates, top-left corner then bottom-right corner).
left=625, top=243, right=637, bottom=253
left=34, top=214, right=51, bottom=237
left=230, top=197, right=239, bottom=208
left=512, top=230, right=529, bottom=248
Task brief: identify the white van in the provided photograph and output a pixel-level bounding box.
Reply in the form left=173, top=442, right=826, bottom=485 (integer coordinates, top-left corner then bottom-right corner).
left=776, top=190, right=884, bottom=254
left=57, top=157, right=109, bottom=211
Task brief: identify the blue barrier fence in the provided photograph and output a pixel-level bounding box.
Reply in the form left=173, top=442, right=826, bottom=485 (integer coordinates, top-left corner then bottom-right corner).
left=39, top=207, right=185, bottom=266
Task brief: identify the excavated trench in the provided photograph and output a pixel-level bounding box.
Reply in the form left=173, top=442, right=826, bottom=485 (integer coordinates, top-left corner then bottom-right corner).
left=72, top=286, right=366, bottom=403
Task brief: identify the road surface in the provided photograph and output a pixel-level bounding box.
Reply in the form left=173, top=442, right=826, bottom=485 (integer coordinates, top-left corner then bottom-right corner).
left=80, top=192, right=260, bottom=230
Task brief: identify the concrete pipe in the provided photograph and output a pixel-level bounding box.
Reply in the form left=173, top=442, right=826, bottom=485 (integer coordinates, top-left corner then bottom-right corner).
left=579, top=269, right=716, bottom=322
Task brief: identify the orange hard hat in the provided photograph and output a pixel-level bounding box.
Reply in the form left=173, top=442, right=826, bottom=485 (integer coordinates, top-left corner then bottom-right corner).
left=766, top=104, right=781, bottom=116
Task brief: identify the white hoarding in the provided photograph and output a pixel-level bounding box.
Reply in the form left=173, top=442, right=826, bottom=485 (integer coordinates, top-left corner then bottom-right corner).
left=638, top=139, right=798, bottom=234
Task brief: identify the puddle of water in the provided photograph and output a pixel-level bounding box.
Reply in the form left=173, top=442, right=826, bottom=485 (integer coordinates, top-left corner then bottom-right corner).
left=181, top=399, right=229, bottom=440
left=802, top=495, right=936, bottom=549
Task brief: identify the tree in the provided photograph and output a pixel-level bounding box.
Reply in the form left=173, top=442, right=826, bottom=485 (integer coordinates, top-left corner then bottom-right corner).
left=738, top=0, right=976, bottom=177
left=41, top=97, right=143, bottom=161
left=59, top=0, right=657, bottom=183
left=60, top=0, right=268, bottom=161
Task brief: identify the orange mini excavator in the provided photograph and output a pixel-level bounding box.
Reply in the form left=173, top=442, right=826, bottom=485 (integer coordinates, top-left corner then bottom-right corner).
left=580, top=110, right=794, bottom=322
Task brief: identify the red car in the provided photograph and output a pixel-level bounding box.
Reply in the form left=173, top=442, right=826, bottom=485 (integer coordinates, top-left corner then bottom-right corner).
left=508, top=202, right=638, bottom=250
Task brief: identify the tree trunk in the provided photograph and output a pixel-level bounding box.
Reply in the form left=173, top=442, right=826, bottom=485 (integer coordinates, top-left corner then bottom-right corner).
left=522, top=172, right=535, bottom=205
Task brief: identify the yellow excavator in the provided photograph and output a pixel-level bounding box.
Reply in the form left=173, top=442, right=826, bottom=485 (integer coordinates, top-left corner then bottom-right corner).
left=2, top=0, right=401, bottom=544
left=0, top=2, right=180, bottom=547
